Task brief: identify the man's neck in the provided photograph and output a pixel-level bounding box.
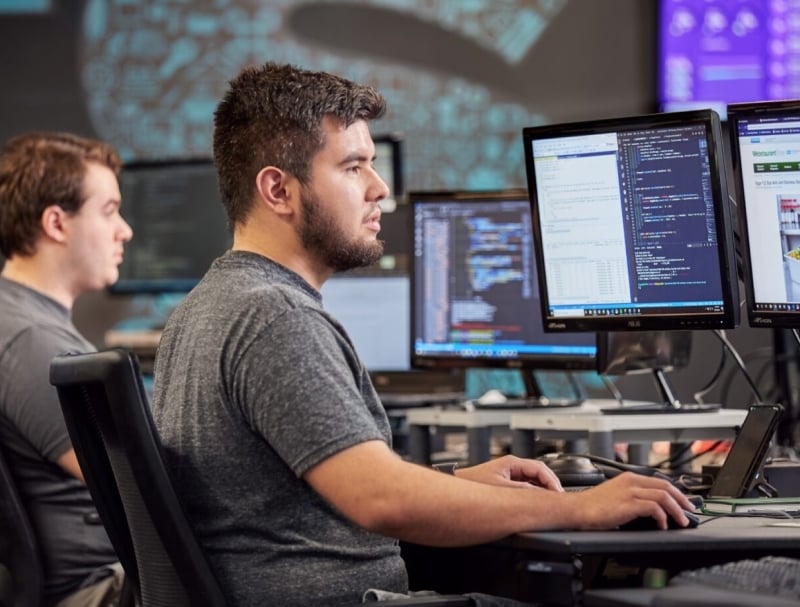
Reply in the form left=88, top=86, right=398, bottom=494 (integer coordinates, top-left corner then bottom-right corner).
left=232, top=232, right=331, bottom=292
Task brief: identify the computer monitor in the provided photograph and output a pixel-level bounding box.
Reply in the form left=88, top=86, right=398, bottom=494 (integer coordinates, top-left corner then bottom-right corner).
left=409, top=190, right=597, bottom=399
left=522, top=109, right=740, bottom=335
left=322, top=203, right=464, bottom=399
left=372, top=133, right=404, bottom=206
left=658, top=0, right=800, bottom=120
left=112, top=135, right=400, bottom=296
left=727, top=100, right=800, bottom=329
left=110, top=159, right=231, bottom=294
left=321, top=204, right=412, bottom=372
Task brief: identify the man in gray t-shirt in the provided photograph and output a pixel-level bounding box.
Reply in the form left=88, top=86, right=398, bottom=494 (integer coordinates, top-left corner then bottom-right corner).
left=155, top=251, right=407, bottom=605
left=152, top=62, right=695, bottom=606
left=0, top=132, right=133, bottom=605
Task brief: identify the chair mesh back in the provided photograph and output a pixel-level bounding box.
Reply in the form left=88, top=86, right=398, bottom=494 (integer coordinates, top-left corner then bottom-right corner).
left=76, top=383, right=190, bottom=606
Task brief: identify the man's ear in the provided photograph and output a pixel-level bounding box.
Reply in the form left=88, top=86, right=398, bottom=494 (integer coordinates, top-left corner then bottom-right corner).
left=40, top=205, right=69, bottom=243
left=255, top=166, right=294, bottom=217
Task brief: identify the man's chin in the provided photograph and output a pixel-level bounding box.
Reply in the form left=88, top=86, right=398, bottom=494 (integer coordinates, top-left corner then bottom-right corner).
left=104, top=271, right=120, bottom=289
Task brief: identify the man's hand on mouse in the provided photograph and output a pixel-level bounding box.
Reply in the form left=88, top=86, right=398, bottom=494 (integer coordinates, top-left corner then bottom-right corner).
left=565, top=471, right=696, bottom=530
left=437, top=456, right=694, bottom=531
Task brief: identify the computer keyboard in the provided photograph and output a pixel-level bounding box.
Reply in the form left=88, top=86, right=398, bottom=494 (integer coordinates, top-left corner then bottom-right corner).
left=667, top=556, right=800, bottom=605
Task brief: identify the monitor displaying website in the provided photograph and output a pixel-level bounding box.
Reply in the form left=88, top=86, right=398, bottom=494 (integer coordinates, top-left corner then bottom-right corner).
left=729, top=101, right=800, bottom=328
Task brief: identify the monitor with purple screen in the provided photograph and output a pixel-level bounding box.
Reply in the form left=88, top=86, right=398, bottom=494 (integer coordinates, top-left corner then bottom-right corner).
left=659, top=1, right=800, bottom=119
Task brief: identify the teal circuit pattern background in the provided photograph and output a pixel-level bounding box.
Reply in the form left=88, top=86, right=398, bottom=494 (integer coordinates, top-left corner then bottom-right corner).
left=81, top=0, right=566, bottom=191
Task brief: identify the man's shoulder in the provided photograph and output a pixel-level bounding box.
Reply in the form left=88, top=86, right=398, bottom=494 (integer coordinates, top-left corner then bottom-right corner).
left=0, top=305, right=71, bottom=351
left=189, top=259, right=320, bottom=314
left=0, top=279, right=69, bottom=327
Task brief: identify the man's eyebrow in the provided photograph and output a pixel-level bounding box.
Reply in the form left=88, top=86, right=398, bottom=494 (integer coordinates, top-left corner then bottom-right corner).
left=338, top=152, right=372, bottom=165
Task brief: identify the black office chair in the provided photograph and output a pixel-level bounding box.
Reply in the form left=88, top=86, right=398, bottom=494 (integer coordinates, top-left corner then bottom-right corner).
left=0, top=445, right=43, bottom=607
left=50, top=348, right=227, bottom=607
left=50, top=348, right=473, bottom=607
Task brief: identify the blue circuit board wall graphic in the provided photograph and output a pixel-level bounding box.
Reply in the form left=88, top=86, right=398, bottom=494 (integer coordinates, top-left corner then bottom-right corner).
left=80, top=0, right=566, bottom=190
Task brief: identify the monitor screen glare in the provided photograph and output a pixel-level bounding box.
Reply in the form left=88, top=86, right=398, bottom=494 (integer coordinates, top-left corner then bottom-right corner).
left=728, top=100, right=800, bottom=328
left=410, top=191, right=596, bottom=371
left=522, top=110, right=739, bottom=333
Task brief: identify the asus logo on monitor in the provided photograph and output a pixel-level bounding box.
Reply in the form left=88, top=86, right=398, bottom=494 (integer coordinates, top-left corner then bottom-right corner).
left=752, top=317, right=773, bottom=326
left=627, top=320, right=641, bottom=328
left=547, top=322, right=567, bottom=330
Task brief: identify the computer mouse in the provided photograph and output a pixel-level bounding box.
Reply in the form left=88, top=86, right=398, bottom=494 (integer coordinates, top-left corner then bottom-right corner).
left=619, top=509, right=700, bottom=531
left=538, top=453, right=606, bottom=487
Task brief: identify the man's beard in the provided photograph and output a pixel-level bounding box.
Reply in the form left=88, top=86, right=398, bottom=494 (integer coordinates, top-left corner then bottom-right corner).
left=298, top=187, right=384, bottom=273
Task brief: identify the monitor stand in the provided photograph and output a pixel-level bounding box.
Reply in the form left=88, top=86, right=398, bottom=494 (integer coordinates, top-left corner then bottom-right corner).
left=471, top=371, right=583, bottom=410
left=601, top=368, right=720, bottom=415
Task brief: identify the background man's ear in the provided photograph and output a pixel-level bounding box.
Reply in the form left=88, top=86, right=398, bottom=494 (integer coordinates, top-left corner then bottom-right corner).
left=40, top=205, right=68, bottom=243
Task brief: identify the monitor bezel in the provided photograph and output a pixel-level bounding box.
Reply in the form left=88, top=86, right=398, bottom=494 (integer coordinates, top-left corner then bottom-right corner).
left=409, top=189, right=598, bottom=372
left=522, top=109, right=740, bottom=333
left=727, top=99, right=800, bottom=329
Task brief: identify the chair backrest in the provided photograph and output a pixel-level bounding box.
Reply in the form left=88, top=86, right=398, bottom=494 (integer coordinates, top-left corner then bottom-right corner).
left=0, top=445, right=43, bottom=607
left=49, top=348, right=227, bottom=607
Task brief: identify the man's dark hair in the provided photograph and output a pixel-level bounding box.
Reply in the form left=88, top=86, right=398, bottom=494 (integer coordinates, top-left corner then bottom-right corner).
left=213, top=62, right=386, bottom=226
left=0, top=131, right=121, bottom=258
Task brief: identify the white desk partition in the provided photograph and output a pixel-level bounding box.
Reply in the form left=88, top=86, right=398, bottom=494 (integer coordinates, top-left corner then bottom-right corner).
left=405, top=399, right=644, bottom=466
left=509, top=407, right=748, bottom=464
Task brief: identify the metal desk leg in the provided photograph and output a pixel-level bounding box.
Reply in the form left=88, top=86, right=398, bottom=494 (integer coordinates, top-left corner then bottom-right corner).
left=627, top=443, right=651, bottom=466
left=408, top=424, right=432, bottom=465
left=467, top=427, right=492, bottom=466
left=564, top=439, right=590, bottom=455
left=512, top=428, right=537, bottom=459
left=587, top=431, right=615, bottom=460
left=670, top=442, right=693, bottom=473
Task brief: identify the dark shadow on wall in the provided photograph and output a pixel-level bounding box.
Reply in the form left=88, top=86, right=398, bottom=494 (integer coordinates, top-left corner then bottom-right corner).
left=0, top=1, right=94, bottom=143
left=289, top=0, right=658, bottom=122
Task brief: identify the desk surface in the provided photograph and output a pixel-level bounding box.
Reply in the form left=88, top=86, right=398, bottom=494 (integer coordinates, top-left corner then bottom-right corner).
left=503, top=514, right=800, bottom=555
left=405, top=406, right=521, bottom=428
left=403, top=517, right=800, bottom=607
left=404, top=515, right=800, bottom=605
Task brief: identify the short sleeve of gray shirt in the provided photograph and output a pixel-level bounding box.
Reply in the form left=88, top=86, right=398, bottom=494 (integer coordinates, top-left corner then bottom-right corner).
left=0, top=323, right=91, bottom=463
left=230, top=301, right=388, bottom=477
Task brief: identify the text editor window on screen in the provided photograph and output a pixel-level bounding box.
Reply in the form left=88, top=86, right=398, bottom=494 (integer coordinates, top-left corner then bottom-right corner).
left=411, top=193, right=595, bottom=368
left=532, top=124, right=725, bottom=320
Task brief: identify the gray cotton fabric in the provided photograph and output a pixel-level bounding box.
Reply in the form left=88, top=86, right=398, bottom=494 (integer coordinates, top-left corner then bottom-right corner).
left=0, top=277, right=116, bottom=602
left=152, top=250, right=406, bottom=606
